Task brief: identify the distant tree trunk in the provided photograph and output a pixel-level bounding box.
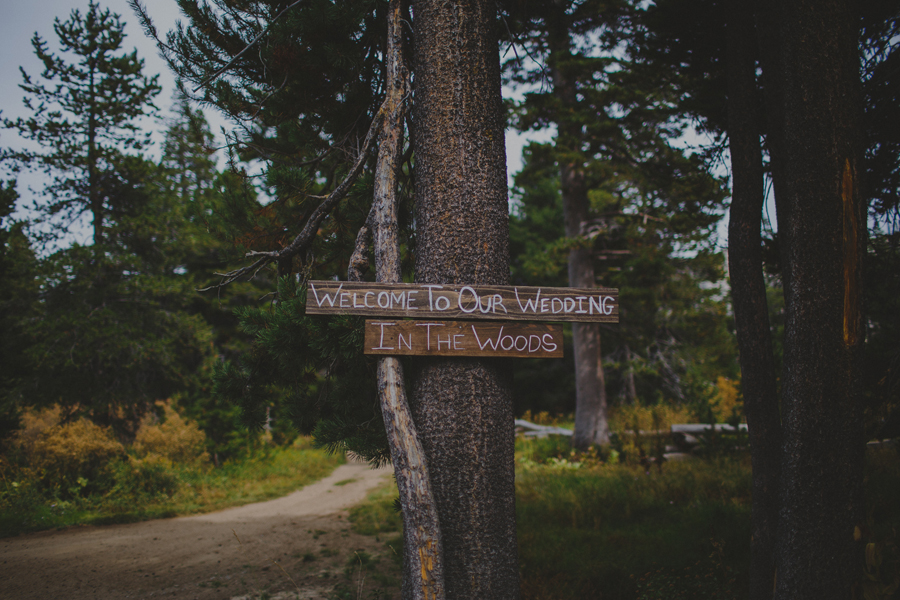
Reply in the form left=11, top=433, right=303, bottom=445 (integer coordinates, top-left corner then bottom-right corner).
left=563, top=160, right=611, bottom=448
left=724, top=2, right=782, bottom=598
left=548, top=8, right=610, bottom=449
left=622, top=343, right=637, bottom=404
left=769, top=1, right=866, bottom=598
left=409, top=0, right=519, bottom=598
left=88, top=112, right=102, bottom=245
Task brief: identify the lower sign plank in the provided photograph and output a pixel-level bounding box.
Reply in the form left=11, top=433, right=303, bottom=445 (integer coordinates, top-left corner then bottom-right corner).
left=364, top=320, right=564, bottom=358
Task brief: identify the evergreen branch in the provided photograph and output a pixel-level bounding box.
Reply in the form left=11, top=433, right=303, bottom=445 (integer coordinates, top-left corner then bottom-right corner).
left=250, top=74, right=289, bottom=119
left=235, top=141, right=336, bottom=169
left=216, top=112, right=370, bottom=170
left=192, top=0, right=307, bottom=92
left=128, top=0, right=200, bottom=69
left=198, top=101, right=388, bottom=292
left=274, top=103, right=385, bottom=257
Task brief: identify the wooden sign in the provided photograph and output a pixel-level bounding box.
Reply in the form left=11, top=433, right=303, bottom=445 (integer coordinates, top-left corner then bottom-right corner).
left=306, top=281, right=618, bottom=323
left=364, top=320, right=564, bottom=358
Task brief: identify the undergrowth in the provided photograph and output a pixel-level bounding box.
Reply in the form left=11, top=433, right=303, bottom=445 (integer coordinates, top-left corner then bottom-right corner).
left=348, top=476, right=404, bottom=579
left=0, top=404, right=343, bottom=537
left=515, top=442, right=752, bottom=600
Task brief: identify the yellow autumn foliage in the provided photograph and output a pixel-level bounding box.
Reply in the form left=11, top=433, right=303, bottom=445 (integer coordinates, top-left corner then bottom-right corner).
left=13, top=405, right=64, bottom=454
left=134, top=401, right=210, bottom=466
left=710, top=377, right=743, bottom=423
left=22, top=416, right=124, bottom=493
left=609, top=402, right=695, bottom=434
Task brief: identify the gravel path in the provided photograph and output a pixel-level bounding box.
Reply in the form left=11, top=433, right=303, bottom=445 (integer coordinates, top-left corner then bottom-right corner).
left=0, top=460, right=398, bottom=600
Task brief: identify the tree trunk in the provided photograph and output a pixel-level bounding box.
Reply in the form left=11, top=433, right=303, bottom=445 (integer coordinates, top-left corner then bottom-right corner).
left=724, top=2, right=782, bottom=598
left=549, top=11, right=610, bottom=449
left=622, top=343, right=637, bottom=405
left=409, top=1, right=519, bottom=597
left=755, top=0, right=790, bottom=281
left=371, top=3, right=445, bottom=599
left=563, top=162, right=610, bottom=448
left=770, top=1, right=866, bottom=598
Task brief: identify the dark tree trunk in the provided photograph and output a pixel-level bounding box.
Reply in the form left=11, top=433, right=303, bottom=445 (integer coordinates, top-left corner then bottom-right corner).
left=755, top=0, right=790, bottom=279
left=548, top=10, right=610, bottom=449
left=409, top=1, right=519, bottom=598
left=725, top=2, right=782, bottom=598
left=769, top=1, right=866, bottom=598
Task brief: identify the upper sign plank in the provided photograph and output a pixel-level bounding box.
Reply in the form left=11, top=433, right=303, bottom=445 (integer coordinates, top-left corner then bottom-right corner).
left=305, top=281, right=618, bottom=323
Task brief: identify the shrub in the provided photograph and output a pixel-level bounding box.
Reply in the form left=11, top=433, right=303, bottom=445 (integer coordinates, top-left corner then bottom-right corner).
left=109, top=454, right=180, bottom=499
left=12, top=406, right=64, bottom=454
left=26, top=418, right=124, bottom=497
left=609, top=402, right=695, bottom=434
left=710, top=377, right=743, bottom=423
left=516, top=435, right=575, bottom=465
left=133, top=401, right=209, bottom=466
left=520, top=410, right=571, bottom=426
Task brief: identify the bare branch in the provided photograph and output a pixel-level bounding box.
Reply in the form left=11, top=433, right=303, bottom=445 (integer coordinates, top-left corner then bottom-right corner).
left=369, top=2, right=445, bottom=598
left=198, top=101, right=387, bottom=292
left=197, top=256, right=270, bottom=292
left=276, top=103, right=386, bottom=258
left=347, top=203, right=376, bottom=282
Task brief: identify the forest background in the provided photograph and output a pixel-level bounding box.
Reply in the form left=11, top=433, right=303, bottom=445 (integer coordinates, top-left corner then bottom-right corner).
left=0, top=1, right=898, bottom=599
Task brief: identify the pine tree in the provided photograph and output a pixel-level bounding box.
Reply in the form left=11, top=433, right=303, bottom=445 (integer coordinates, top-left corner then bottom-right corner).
left=132, top=0, right=391, bottom=280
left=2, top=1, right=160, bottom=245
left=503, top=0, right=728, bottom=445
left=131, top=0, right=397, bottom=454
left=20, top=157, right=217, bottom=434
left=0, top=181, right=39, bottom=441
left=508, top=140, right=736, bottom=414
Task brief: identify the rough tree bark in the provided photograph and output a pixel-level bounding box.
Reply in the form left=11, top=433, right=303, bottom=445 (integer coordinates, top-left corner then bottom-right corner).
left=548, top=8, right=610, bottom=449
left=367, top=2, right=445, bottom=599
left=409, top=0, right=520, bottom=597
left=770, top=1, right=866, bottom=598
left=724, top=2, right=782, bottom=598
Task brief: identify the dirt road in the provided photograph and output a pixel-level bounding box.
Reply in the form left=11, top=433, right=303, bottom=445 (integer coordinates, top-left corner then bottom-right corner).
left=0, top=461, right=398, bottom=600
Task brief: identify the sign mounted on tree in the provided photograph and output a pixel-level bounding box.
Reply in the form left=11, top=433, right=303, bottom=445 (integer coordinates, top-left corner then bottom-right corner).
left=306, top=281, right=619, bottom=323
left=364, top=320, right=564, bottom=358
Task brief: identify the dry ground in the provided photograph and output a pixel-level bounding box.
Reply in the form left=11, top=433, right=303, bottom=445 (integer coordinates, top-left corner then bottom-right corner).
left=0, top=460, right=400, bottom=600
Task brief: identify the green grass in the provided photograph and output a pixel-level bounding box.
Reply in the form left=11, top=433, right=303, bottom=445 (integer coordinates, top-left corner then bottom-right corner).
left=348, top=476, right=404, bottom=583
left=0, top=437, right=344, bottom=537
left=348, top=477, right=403, bottom=537
left=516, top=455, right=752, bottom=599
left=339, top=440, right=900, bottom=600
left=342, top=442, right=754, bottom=599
